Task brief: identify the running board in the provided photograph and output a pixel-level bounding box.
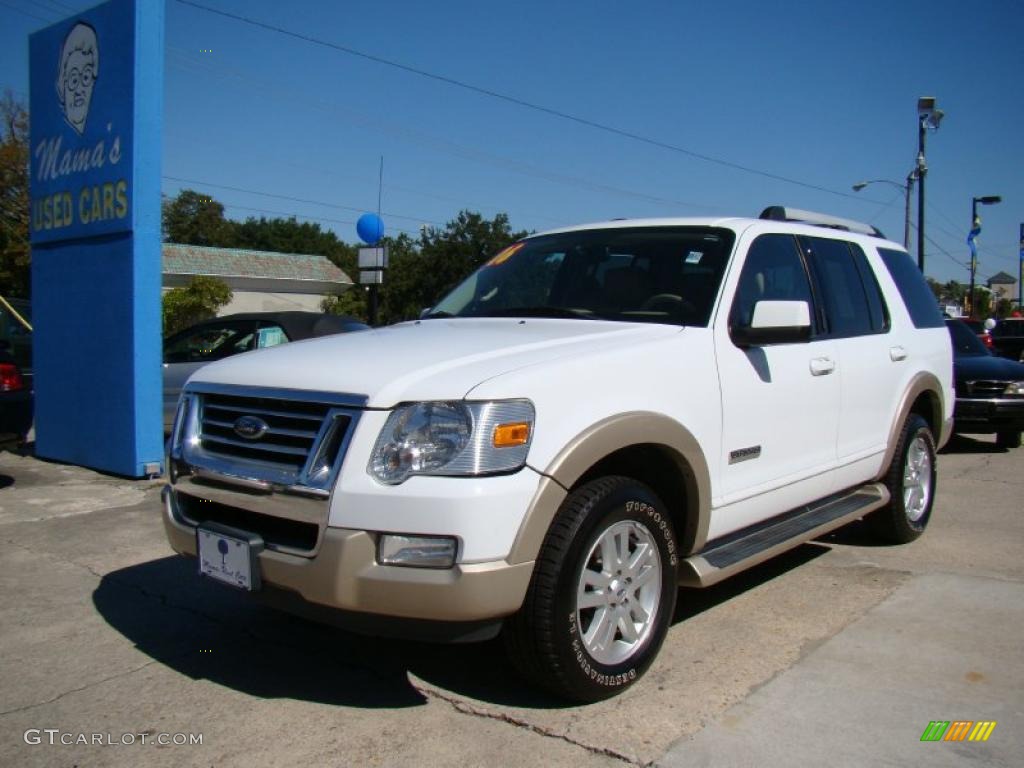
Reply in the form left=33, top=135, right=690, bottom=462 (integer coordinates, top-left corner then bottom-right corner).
left=679, top=483, right=890, bottom=587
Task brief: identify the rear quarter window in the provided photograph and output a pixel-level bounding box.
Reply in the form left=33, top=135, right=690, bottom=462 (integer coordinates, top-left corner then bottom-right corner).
left=877, top=248, right=945, bottom=329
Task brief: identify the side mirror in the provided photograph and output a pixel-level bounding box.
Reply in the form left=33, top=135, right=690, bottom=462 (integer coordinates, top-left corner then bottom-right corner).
left=732, top=300, right=812, bottom=347
left=419, top=307, right=432, bottom=319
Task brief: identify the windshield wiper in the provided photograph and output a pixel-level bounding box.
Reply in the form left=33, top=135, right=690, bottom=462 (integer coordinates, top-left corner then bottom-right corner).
left=422, top=310, right=454, bottom=319
left=478, top=306, right=596, bottom=320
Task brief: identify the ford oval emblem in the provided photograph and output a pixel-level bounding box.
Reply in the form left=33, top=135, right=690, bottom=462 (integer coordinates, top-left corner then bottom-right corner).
left=233, top=415, right=269, bottom=440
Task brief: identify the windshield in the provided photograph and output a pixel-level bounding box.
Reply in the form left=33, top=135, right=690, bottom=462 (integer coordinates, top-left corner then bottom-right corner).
left=428, top=226, right=735, bottom=326
left=946, top=319, right=988, bottom=356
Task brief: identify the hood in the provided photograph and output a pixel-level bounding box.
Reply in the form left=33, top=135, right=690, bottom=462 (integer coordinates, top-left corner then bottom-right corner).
left=954, top=352, right=1024, bottom=384
left=189, top=318, right=682, bottom=407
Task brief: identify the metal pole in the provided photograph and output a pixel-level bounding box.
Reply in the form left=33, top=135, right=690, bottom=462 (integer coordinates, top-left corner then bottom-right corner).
left=1019, top=223, right=1023, bottom=310
left=968, top=198, right=978, bottom=318
left=917, top=118, right=927, bottom=272
left=903, top=171, right=915, bottom=250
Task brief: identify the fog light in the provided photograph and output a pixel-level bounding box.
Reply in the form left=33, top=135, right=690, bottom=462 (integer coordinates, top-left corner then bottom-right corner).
left=378, top=534, right=457, bottom=568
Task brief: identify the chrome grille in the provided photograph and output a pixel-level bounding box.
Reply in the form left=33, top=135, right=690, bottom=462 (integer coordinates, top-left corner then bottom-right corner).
left=200, top=392, right=333, bottom=469
left=966, top=380, right=1007, bottom=397
left=174, top=385, right=365, bottom=492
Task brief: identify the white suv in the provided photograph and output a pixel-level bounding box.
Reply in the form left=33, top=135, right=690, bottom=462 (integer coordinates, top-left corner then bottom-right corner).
left=164, top=207, right=953, bottom=701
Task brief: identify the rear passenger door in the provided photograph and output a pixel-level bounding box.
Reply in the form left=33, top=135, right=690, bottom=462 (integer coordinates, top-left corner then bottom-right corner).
left=798, top=236, right=895, bottom=466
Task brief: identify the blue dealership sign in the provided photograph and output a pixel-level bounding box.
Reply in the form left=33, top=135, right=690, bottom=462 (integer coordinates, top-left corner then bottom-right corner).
left=29, top=0, right=164, bottom=477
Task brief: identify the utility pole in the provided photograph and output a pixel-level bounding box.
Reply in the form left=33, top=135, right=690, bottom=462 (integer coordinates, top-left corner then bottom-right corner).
left=916, top=97, right=944, bottom=273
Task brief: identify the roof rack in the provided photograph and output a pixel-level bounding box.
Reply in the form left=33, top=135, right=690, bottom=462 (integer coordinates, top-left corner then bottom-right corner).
left=759, top=206, right=886, bottom=239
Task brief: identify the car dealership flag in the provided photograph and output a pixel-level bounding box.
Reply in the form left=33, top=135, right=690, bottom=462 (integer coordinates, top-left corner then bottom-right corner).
left=967, top=215, right=982, bottom=261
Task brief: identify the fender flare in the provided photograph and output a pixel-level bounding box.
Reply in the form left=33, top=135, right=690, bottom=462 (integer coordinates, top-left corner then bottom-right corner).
left=876, top=372, right=950, bottom=480
left=508, top=412, right=712, bottom=564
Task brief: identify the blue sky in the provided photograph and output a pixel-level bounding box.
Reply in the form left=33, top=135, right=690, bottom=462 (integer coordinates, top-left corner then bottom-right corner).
left=3, top=0, right=1022, bottom=286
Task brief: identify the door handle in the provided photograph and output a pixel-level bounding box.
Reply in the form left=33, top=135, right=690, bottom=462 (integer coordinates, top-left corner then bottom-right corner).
left=889, top=346, right=908, bottom=362
left=810, top=357, right=835, bottom=376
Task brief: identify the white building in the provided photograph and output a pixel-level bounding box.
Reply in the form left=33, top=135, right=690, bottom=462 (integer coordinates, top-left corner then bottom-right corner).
left=162, top=243, right=353, bottom=314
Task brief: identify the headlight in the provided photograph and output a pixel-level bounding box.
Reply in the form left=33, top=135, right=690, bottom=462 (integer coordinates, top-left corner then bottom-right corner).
left=1005, top=382, right=1024, bottom=396
left=369, top=400, right=534, bottom=484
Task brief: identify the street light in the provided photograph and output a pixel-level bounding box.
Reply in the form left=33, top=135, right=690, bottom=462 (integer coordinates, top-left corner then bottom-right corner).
left=852, top=172, right=917, bottom=249
left=967, top=195, right=1002, bottom=317
left=916, top=97, right=945, bottom=273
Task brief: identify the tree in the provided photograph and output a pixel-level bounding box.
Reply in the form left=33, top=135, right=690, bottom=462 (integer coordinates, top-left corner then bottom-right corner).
left=162, top=275, right=232, bottom=335
left=377, top=212, right=527, bottom=324
left=162, top=189, right=235, bottom=246
left=321, top=285, right=367, bottom=321
left=995, top=298, right=1015, bottom=319
left=0, top=91, right=30, bottom=298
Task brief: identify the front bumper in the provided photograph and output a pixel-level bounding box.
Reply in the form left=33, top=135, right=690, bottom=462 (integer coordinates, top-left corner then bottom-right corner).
left=953, top=397, right=1024, bottom=434
left=162, top=485, right=534, bottom=623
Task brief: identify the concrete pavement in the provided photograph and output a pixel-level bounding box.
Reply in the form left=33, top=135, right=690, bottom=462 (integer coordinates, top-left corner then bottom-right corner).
left=0, top=433, right=1021, bottom=766
left=658, top=572, right=1022, bottom=768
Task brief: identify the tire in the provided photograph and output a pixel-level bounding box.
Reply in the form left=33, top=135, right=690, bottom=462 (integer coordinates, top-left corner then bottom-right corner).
left=868, top=414, right=936, bottom=544
left=503, top=476, right=679, bottom=702
left=996, top=431, right=1022, bottom=449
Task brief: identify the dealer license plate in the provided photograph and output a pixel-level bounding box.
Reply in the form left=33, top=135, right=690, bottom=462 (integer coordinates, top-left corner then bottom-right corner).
left=197, top=525, right=262, bottom=591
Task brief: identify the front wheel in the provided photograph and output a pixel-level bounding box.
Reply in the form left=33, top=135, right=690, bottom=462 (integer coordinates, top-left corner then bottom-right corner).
left=868, top=414, right=936, bottom=544
left=503, top=476, right=679, bottom=702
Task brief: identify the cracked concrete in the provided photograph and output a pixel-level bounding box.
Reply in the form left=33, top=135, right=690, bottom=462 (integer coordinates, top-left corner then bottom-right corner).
left=1, top=434, right=1022, bottom=766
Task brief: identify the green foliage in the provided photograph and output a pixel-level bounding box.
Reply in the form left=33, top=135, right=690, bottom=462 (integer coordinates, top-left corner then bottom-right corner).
left=321, top=286, right=368, bottom=322
left=378, top=212, right=528, bottom=324
left=161, top=191, right=526, bottom=327
left=969, top=287, right=992, bottom=319
left=162, top=276, right=233, bottom=335
left=0, top=92, right=30, bottom=298
left=162, top=190, right=235, bottom=246
left=994, top=298, right=1015, bottom=319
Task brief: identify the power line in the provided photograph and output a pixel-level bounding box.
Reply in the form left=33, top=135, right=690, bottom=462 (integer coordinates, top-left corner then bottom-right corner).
left=181, top=197, right=423, bottom=237
left=163, top=52, right=725, bottom=214
left=173, top=0, right=872, bottom=202
left=162, top=175, right=444, bottom=226
left=1, top=0, right=53, bottom=23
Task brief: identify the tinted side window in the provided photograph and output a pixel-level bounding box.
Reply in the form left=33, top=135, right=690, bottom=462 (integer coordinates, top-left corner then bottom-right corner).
left=850, top=243, right=889, bottom=333
left=730, top=234, right=814, bottom=329
left=799, top=236, right=876, bottom=338
left=877, top=248, right=945, bottom=328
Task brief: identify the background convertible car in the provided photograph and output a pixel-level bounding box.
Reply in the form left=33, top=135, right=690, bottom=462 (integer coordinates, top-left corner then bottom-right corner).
left=163, top=311, right=368, bottom=430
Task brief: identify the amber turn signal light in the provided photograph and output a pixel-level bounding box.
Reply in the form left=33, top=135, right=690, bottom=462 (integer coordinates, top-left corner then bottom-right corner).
left=493, top=422, right=530, bottom=447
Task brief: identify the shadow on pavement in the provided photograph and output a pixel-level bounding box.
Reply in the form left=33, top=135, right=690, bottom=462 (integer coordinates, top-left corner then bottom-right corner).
left=674, top=543, right=827, bottom=622
left=94, top=543, right=829, bottom=710
left=0, top=473, right=13, bottom=489
left=940, top=434, right=1007, bottom=455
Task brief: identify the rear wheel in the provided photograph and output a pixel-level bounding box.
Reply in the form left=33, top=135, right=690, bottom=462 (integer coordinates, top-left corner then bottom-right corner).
left=868, top=414, right=936, bottom=544
left=503, top=476, right=679, bottom=702
left=996, top=431, right=1021, bottom=449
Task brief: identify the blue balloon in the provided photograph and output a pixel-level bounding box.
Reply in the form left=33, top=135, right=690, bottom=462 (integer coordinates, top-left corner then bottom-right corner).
left=357, top=213, right=384, bottom=244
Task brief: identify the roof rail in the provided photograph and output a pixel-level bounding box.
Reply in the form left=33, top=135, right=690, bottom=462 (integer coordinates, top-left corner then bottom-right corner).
left=759, top=206, right=886, bottom=239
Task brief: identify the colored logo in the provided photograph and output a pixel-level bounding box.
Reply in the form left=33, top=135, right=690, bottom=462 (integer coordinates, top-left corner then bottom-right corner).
left=920, top=721, right=996, bottom=742
left=57, top=22, right=98, bottom=135
left=233, top=415, right=269, bottom=440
